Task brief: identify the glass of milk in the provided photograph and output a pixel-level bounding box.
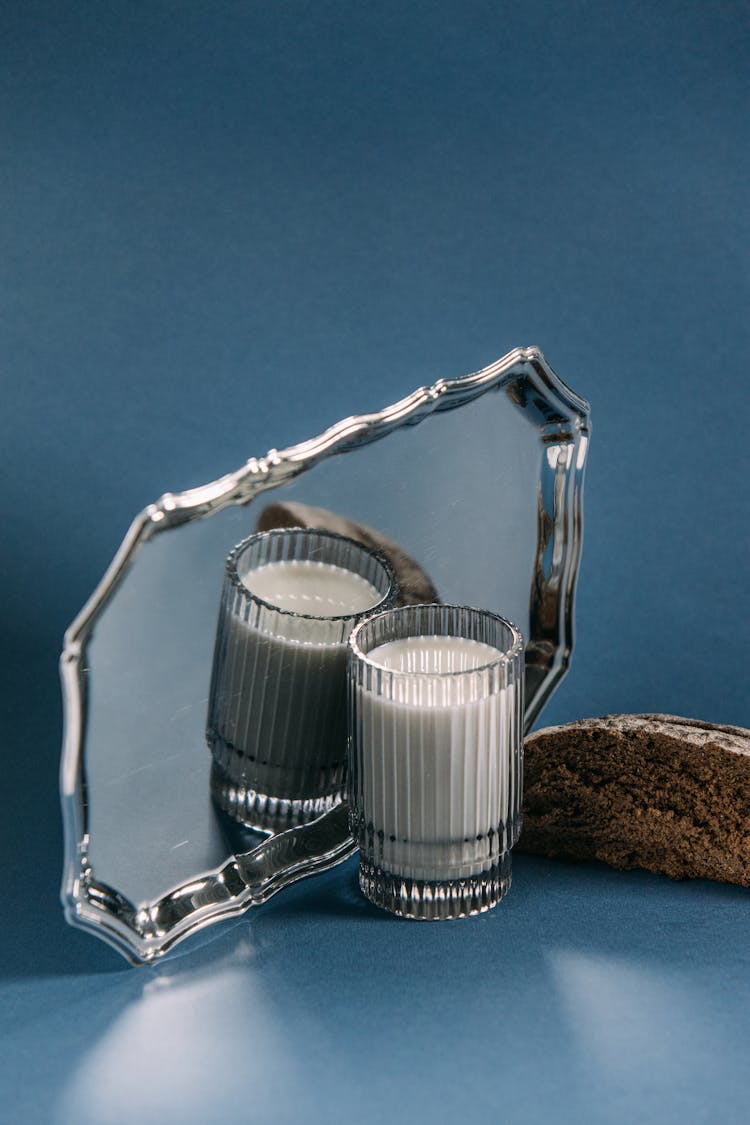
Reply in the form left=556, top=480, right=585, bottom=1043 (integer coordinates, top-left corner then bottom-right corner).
left=348, top=604, right=524, bottom=919
left=207, top=528, right=397, bottom=831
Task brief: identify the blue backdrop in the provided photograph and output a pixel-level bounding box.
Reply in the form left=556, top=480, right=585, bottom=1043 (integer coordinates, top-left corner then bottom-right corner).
left=2, top=3, right=748, bottom=1122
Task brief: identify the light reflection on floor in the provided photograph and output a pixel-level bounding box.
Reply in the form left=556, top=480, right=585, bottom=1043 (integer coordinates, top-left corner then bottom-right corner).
left=548, top=949, right=730, bottom=1095
left=53, top=938, right=315, bottom=1125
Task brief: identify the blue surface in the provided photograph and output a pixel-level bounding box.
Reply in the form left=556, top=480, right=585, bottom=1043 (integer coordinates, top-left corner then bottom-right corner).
left=2, top=2, right=749, bottom=1122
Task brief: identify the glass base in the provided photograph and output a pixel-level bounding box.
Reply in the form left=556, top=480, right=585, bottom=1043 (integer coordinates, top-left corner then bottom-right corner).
left=358, top=852, right=511, bottom=920
left=210, top=760, right=344, bottom=833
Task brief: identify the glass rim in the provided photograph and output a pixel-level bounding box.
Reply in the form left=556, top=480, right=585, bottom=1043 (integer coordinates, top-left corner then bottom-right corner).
left=348, top=603, right=524, bottom=678
left=225, top=527, right=398, bottom=624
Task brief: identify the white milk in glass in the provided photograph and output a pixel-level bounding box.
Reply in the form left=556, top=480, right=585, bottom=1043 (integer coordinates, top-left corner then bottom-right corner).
left=215, top=559, right=382, bottom=797
left=353, top=635, right=513, bottom=881
left=248, top=559, right=381, bottom=616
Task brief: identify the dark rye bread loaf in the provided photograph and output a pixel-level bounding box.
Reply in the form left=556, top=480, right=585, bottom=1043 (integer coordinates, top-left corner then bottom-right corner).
left=519, top=714, right=750, bottom=886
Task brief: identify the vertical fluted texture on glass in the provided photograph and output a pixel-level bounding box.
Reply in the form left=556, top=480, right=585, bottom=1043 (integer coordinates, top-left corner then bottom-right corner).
left=348, top=605, right=523, bottom=918
left=207, top=528, right=396, bottom=829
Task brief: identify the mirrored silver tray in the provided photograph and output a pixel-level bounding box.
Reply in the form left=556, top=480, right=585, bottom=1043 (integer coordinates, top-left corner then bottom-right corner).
left=60, top=346, right=590, bottom=963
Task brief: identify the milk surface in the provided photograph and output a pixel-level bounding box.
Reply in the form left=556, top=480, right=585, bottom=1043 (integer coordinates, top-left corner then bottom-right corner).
left=244, top=559, right=381, bottom=619
left=352, top=635, right=515, bottom=880
left=367, top=635, right=502, bottom=674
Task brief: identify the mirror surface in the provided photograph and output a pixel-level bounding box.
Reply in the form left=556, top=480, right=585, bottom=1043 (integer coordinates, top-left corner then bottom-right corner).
left=61, top=348, right=590, bottom=962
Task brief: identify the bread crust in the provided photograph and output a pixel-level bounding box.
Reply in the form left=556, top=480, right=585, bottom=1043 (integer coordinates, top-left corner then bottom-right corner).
left=518, top=714, right=750, bottom=885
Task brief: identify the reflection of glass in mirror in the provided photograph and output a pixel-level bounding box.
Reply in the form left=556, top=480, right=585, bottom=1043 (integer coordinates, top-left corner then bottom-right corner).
left=206, top=528, right=397, bottom=830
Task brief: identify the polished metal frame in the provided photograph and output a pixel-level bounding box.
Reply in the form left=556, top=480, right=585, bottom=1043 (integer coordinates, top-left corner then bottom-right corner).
left=60, top=345, right=590, bottom=963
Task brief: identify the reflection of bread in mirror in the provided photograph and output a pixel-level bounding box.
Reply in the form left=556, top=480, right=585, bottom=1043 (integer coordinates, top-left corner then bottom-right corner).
left=256, top=502, right=439, bottom=607
left=519, top=714, right=750, bottom=887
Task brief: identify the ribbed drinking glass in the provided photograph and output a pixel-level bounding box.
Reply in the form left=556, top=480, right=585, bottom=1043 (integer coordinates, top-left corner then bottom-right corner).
left=348, top=604, right=524, bottom=919
left=207, top=528, right=397, bottom=830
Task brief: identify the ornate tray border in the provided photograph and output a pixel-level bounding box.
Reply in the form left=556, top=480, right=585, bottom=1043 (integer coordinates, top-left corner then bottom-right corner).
left=60, top=346, right=590, bottom=963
